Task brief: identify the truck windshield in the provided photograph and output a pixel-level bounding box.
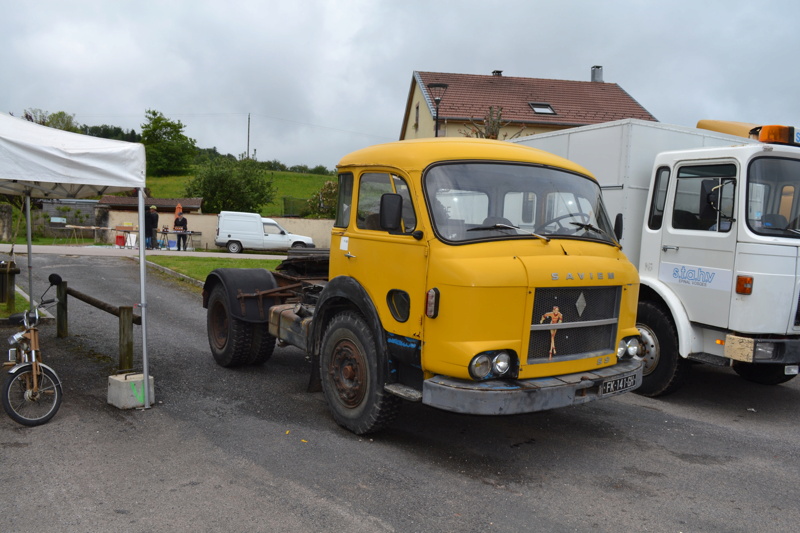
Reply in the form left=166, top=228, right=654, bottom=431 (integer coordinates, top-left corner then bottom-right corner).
left=424, top=162, right=617, bottom=245
left=747, top=157, right=800, bottom=238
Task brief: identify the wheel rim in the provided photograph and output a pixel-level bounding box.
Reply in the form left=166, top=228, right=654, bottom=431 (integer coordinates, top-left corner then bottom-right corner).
left=329, top=338, right=367, bottom=408
left=637, top=324, right=660, bottom=376
left=7, top=369, right=58, bottom=422
left=209, top=300, right=229, bottom=350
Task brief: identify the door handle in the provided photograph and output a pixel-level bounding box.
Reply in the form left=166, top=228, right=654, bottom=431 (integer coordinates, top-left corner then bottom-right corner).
left=662, top=245, right=679, bottom=252
left=344, top=252, right=356, bottom=259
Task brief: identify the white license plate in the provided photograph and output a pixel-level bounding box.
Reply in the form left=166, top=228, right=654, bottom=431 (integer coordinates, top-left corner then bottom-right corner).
left=601, top=374, right=637, bottom=395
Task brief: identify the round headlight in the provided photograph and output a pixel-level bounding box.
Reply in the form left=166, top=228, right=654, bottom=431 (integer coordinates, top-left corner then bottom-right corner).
left=626, top=337, right=641, bottom=357
left=492, top=352, right=512, bottom=376
left=470, top=354, right=492, bottom=380
left=617, top=340, right=627, bottom=358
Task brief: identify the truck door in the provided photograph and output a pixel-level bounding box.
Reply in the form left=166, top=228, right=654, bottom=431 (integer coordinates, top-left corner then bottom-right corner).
left=332, top=171, right=428, bottom=340
left=659, top=163, right=738, bottom=328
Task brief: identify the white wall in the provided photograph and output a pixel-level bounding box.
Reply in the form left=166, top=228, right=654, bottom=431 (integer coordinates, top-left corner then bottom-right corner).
left=104, top=211, right=334, bottom=250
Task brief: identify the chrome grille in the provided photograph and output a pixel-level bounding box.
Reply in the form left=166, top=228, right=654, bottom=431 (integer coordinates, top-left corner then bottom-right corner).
left=528, top=286, right=620, bottom=363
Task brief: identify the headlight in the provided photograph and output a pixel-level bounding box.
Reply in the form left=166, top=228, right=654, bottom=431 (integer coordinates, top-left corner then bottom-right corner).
left=617, top=337, right=641, bottom=359
left=470, top=354, right=492, bottom=380
left=469, top=350, right=517, bottom=380
left=8, top=332, right=25, bottom=345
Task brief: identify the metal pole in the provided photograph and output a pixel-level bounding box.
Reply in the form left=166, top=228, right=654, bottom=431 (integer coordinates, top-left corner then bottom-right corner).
left=247, top=113, right=251, bottom=158
left=434, top=100, right=440, bottom=137
left=138, top=188, right=151, bottom=409
left=25, top=193, right=33, bottom=312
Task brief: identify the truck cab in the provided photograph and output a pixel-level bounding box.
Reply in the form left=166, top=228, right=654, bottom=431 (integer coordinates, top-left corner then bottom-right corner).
left=204, top=137, right=643, bottom=434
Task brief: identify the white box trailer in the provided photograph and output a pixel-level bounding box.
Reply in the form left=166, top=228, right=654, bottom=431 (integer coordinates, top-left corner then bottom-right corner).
left=515, top=118, right=800, bottom=395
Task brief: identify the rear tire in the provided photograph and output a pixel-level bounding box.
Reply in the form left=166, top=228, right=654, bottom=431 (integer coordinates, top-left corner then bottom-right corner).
left=320, top=312, right=399, bottom=434
left=248, top=323, right=276, bottom=365
left=2, top=365, right=62, bottom=426
left=207, top=284, right=252, bottom=367
left=227, top=241, right=243, bottom=253
left=732, top=362, right=797, bottom=385
left=635, top=301, right=689, bottom=396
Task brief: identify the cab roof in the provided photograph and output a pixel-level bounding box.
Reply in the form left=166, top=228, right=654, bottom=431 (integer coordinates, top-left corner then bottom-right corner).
left=337, top=137, right=594, bottom=179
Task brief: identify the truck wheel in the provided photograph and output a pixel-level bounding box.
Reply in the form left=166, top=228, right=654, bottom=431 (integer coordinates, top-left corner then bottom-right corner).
left=635, top=301, right=688, bottom=397
left=248, top=323, right=276, bottom=365
left=732, top=362, right=797, bottom=385
left=207, top=284, right=252, bottom=367
left=227, top=241, right=243, bottom=253
left=320, top=312, right=399, bottom=434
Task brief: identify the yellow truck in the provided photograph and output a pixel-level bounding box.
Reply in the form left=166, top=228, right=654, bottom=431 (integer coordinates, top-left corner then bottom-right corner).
left=203, top=138, right=643, bottom=434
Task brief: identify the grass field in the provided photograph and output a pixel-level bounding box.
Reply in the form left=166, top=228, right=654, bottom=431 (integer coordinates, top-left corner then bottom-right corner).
left=146, top=255, right=281, bottom=282
left=147, top=171, right=333, bottom=216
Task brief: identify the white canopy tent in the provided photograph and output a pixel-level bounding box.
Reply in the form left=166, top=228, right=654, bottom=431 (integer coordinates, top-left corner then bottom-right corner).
left=0, top=112, right=153, bottom=407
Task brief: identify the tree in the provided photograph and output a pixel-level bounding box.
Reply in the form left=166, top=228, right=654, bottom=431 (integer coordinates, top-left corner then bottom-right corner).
left=140, top=109, right=197, bottom=176
left=306, top=180, right=338, bottom=218
left=186, top=156, right=276, bottom=213
left=459, top=106, right=526, bottom=140
left=47, top=111, right=81, bottom=133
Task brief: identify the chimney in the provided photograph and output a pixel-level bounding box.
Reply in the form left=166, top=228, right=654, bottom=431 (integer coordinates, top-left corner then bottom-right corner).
left=591, top=65, right=603, bottom=82
left=492, top=70, right=503, bottom=77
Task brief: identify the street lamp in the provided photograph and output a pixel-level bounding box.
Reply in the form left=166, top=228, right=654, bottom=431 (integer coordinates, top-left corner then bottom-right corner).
left=427, top=82, right=448, bottom=137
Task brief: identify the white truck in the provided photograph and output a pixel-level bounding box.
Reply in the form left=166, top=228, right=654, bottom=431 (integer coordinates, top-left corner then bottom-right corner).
left=215, top=211, right=315, bottom=253
left=515, top=118, right=800, bottom=395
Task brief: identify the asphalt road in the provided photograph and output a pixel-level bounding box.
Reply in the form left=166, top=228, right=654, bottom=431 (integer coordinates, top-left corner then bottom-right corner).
left=1, top=250, right=799, bottom=532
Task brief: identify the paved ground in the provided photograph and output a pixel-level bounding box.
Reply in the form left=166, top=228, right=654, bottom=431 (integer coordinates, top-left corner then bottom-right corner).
left=1, top=246, right=799, bottom=532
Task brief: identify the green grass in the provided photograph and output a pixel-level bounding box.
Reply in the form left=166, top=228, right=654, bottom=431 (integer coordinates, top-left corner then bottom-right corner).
left=146, top=255, right=281, bottom=282
left=146, top=171, right=333, bottom=216
left=0, top=295, right=30, bottom=319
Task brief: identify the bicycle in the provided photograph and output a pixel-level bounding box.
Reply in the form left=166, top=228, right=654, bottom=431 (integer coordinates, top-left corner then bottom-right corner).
left=2, top=273, right=63, bottom=426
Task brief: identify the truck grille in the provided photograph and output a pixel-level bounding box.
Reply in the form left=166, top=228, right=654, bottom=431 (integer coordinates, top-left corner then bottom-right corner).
left=528, top=286, right=620, bottom=363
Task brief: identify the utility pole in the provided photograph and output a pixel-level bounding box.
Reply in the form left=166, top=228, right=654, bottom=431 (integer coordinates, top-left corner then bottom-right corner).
left=247, top=113, right=251, bottom=158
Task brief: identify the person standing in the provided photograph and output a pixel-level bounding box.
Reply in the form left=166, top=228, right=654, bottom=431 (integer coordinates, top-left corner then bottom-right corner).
left=145, top=205, right=159, bottom=249
left=173, top=211, right=188, bottom=250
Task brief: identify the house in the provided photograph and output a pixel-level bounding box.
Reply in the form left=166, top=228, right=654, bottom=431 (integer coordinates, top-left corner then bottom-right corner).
left=400, top=66, right=657, bottom=140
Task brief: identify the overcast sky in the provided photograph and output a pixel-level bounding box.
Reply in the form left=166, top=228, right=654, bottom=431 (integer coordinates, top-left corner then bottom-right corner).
left=3, top=0, right=799, bottom=170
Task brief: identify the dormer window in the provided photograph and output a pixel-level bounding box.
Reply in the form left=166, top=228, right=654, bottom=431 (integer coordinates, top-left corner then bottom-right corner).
left=529, top=102, right=556, bottom=115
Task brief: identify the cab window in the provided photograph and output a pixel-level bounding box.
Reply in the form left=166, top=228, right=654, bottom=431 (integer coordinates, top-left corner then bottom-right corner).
left=356, top=173, right=416, bottom=232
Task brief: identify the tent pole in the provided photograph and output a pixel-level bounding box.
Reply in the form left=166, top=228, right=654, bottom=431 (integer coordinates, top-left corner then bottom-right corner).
left=138, top=188, right=150, bottom=409
left=25, top=193, right=33, bottom=311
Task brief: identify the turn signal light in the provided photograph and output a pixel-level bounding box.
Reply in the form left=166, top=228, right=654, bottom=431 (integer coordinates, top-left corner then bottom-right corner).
left=758, top=125, right=797, bottom=145
left=426, top=288, right=440, bottom=318
left=736, top=275, right=753, bottom=295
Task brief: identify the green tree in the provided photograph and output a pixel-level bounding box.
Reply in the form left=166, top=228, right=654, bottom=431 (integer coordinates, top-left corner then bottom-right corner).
left=186, top=156, right=276, bottom=213
left=306, top=180, right=338, bottom=218
left=140, top=109, right=197, bottom=176
left=47, top=111, right=81, bottom=133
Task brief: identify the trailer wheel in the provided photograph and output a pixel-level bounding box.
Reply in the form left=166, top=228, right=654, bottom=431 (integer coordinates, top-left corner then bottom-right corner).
left=320, top=312, right=399, bottom=434
left=227, top=241, right=243, bottom=253
left=207, top=284, right=252, bottom=367
left=732, top=362, right=797, bottom=385
left=635, top=301, right=688, bottom=396
left=248, top=323, right=276, bottom=365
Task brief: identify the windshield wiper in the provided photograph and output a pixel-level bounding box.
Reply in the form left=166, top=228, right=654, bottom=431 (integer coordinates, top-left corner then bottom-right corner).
left=467, top=223, right=550, bottom=242
left=570, top=222, right=620, bottom=248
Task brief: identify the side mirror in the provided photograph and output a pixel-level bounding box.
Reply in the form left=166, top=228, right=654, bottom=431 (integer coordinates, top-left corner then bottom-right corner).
left=380, top=193, right=403, bottom=231
left=48, top=273, right=63, bottom=286
left=614, top=213, right=623, bottom=241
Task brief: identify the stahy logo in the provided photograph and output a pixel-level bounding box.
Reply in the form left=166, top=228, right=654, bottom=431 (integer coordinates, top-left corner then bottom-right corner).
left=672, top=265, right=715, bottom=285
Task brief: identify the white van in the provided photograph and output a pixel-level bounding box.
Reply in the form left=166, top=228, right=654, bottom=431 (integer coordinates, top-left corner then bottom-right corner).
left=215, top=211, right=315, bottom=253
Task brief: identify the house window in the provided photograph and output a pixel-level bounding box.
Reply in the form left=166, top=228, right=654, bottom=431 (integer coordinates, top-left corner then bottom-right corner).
left=414, top=103, right=419, bottom=130
left=529, top=102, right=556, bottom=115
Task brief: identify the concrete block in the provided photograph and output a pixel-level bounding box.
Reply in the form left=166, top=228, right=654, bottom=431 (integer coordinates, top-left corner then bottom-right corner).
left=107, top=373, right=155, bottom=409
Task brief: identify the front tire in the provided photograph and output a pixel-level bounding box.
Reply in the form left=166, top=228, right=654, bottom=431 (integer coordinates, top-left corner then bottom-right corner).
left=320, top=312, right=399, bottom=434
left=732, top=362, right=797, bottom=385
left=635, top=301, right=688, bottom=396
left=207, top=284, right=252, bottom=367
left=3, top=365, right=63, bottom=426
left=227, top=241, right=243, bottom=253
left=291, top=242, right=306, bottom=248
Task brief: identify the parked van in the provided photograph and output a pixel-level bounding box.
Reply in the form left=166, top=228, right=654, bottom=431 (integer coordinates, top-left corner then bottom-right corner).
left=215, top=211, right=315, bottom=253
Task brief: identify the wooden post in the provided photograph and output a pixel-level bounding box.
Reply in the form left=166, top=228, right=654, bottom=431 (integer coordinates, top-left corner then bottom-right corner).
left=118, top=306, right=133, bottom=372
left=56, top=281, right=68, bottom=338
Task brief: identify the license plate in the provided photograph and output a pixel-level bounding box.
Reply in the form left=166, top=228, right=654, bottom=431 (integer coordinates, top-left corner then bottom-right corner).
left=601, top=374, right=637, bottom=395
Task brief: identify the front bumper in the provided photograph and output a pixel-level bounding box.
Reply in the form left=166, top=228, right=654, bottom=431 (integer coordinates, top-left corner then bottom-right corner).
left=422, top=358, right=642, bottom=415
left=725, top=334, right=800, bottom=364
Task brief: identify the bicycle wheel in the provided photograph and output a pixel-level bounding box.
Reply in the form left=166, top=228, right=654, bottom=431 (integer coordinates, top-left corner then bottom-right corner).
left=2, top=365, right=63, bottom=426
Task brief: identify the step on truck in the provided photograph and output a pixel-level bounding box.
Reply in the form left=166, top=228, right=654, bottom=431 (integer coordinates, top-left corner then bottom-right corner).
left=203, top=138, right=644, bottom=434
left=515, top=118, right=800, bottom=395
